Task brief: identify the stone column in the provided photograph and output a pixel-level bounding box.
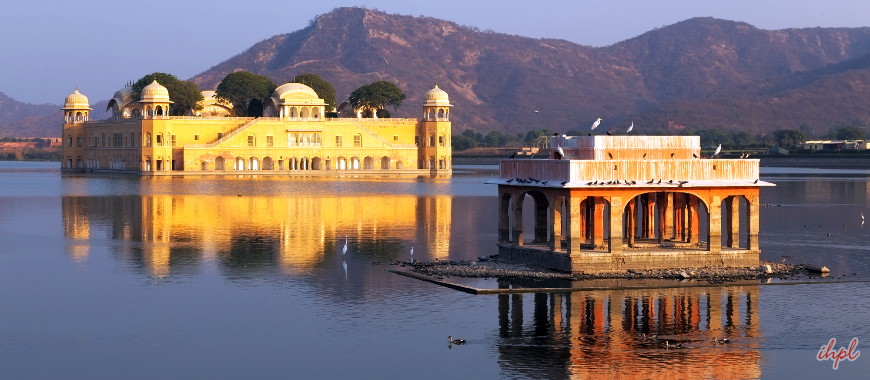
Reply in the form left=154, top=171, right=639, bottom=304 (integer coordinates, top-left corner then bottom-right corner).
left=577, top=198, right=586, bottom=242
left=499, top=192, right=510, bottom=244
left=645, top=193, right=656, bottom=239
left=609, top=197, right=623, bottom=254
left=727, top=196, right=740, bottom=248
left=674, top=193, right=684, bottom=241
left=747, top=194, right=760, bottom=251
left=549, top=195, right=562, bottom=252
left=666, top=192, right=674, bottom=240
left=688, top=195, right=700, bottom=244
left=512, top=193, right=524, bottom=246
left=627, top=198, right=636, bottom=247
left=657, top=192, right=668, bottom=245
left=567, top=195, right=584, bottom=254
left=534, top=196, right=549, bottom=244
left=708, top=195, right=722, bottom=252
left=593, top=197, right=605, bottom=249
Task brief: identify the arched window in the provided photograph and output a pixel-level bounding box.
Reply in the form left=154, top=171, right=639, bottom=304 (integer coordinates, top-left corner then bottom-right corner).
left=145, top=133, right=152, bottom=147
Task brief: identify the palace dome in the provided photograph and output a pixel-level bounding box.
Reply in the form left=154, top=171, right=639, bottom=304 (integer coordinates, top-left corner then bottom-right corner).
left=274, top=83, right=319, bottom=99
left=141, top=80, right=170, bottom=102
left=62, top=89, right=90, bottom=109
left=424, top=84, right=449, bottom=102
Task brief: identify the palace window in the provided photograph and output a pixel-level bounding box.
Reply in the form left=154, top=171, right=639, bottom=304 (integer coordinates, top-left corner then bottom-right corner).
left=335, top=136, right=343, bottom=147
left=415, top=136, right=419, bottom=146
left=313, top=133, right=322, bottom=146
left=131, top=132, right=135, bottom=147
left=194, top=135, right=200, bottom=141
left=266, top=135, right=274, bottom=147
left=156, top=135, right=162, bottom=146
left=101, top=132, right=106, bottom=147
left=145, top=133, right=151, bottom=147
left=67, top=136, right=72, bottom=147
left=429, top=136, right=435, bottom=147
left=353, top=135, right=361, bottom=147
left=171, top=135, right=176, bottom=147
left=113, top=133, right=122, bottom=147
left=439, top=136, right=444, bottom=147
left=247, top=135, right=255, bottom=147
left=288, top=133, right=298, bottom=146
left=394, top=135, right=399, bottom=141
left=77, top=136, right=82, bottom=147
left=217, top=132, right=224, bottom=139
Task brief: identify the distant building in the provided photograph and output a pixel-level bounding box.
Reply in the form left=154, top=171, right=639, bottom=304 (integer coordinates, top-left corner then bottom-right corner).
left=800, top=140, right=870, bottom=150
left=60, top=82, right=453, bottom=174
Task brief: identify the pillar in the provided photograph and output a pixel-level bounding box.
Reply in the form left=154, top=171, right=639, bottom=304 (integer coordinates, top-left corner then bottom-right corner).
left=577, top=198, right=586, bottom=242
left=627, top=198, right=636, bottom=246
left=609, top=197, right=623, bottom=254
left=549, top=195, right=563, bottom=251
left=674, top=194, right=685, bottom=242
left=645, top=193, right=655, bottom=239
left=666, top=193, right=674, bottom=240
left=657, top=192, right=668, bottom=245
left=512, top=193, right=523, bottom=246
left=567, top=195, right=584, bottom=253
left=708, top=195, right=721, bottom=252
left=727, top=196, right=740, bottom=248
left=593, top=197, right=605, bottom=249
left=688, top=195, right=700, bottom=244
left=534, top=195, right=549, bottom=244
left=747, top=194, right=760, bottom=251
left=499, top=193, right=510, bottom=243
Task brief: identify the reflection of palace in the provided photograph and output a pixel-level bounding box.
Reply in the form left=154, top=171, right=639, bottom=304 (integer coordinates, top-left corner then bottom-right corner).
left=62, top=194, right=451, bottom=277
left=495, top=283, right=761, bottom=379
left=59, top=82, right=453, bottom=173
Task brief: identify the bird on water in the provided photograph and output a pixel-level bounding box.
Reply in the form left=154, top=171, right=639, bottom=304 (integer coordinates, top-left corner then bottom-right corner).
left=342, top=236, right=348, bottom=255
left=448, top=336, right=466, bottom=345
left=591, top=118, right=602, bottom=131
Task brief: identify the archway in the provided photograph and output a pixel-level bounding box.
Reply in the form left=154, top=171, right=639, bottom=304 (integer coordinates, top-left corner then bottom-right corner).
left=300, top=157, right=309, bottom=170
left=263, top=157, right=273, bottom=170
left=499, top=193, right=512, bottom=243
left=622, top=192, right=710, bottom=250
left=312, top=107, right=319, bottom=120
left=381, top=156, right=390, bottom=170
left=249, top=157, right=259, bottom=170
left=363, top=156, right=374, bottom=170
left=516, top=190, right=551, bottom=245
left=395, top=161, right=403, bottom=170
left=300, top=107, right=309, bottom=121
left=337, top=156, right=347, bottom=170
left=235, top=157, right=245, bottom=170
left=312, top=157, right=321, bottom=170
left=350, top=156, right=360, bottom=170
left=216, top=156, right=225, bottom=170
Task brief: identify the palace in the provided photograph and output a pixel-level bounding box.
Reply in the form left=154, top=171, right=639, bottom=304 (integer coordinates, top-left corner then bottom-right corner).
left=60, top=81, right=453, bottom=174
left=489, top=135, right=774, bottom=273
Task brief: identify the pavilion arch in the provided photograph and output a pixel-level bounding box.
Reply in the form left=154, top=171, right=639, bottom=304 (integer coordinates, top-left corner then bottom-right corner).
left=288, top=157, right=298, bottom=170
left=395, top=160, right=403, bottom=169
left=263, top=156, right=273, bottom=170
left=215, top=156, right=226, bottom=170
left=156, top=105, right=164, bottom=116
left=300, top=156, right=310, bottom=170
left=249, top=157, right=260, bottom=170
left=381, top=156, right=390, bottom=170
left=234, top=156, right=245, bottom=170
left=336, top=156, right=347, bottom=170
left=312, top=107, right=320, bottom=120
left=311, top=157, right=322, bottom=170
left=512, top=190, right=551, bottom=245
left=300, top=107, right=309, bottom=121
left=363, top=156, right=374, bottom=170
left=350, top=156, right=360, bottom=170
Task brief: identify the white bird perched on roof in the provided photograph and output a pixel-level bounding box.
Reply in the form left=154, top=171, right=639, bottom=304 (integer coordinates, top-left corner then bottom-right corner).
left=627, top=121, right=634, bottom=133
left=557, top=146, right=566, bottom=158
left=342, top=236, right=348, bottom=255
left=714, top=144, right=722, bottom=157
left=591, top=118, right=602, bottom=130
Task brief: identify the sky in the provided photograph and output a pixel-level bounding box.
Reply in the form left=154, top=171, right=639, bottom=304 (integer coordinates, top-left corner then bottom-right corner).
left=2, top=0, right=869, bottom=105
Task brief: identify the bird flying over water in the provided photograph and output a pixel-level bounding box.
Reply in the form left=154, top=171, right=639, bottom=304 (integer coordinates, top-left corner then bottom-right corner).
left=627, top=121, right=634, bottom=133
left=714, top=144, right=722, bottom=156
left=343, top=236, right=348, bottom=255
left=591, top=118, right=602, bottom=130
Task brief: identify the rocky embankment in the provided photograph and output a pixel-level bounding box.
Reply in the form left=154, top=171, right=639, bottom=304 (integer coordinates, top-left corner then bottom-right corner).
left=406, top=256, right=808, bottom=284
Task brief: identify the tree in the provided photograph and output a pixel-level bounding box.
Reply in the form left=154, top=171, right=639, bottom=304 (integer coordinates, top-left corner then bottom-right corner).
left=215, top=72, right=276, bottom=117
left=730, top=131, right=758, bottom=148
left=837, top=126, right=866, bottom=140
left=772, top=129, right=806, bottom=148
left=452, top=135, right=477, bottom=151
left=799, top=123, right=815, bottom=138
left=131, top=72, right=204, bottom=116
left=565, top=129, right=585, bottom=136
left=348, top=81, right=406, bottom=117
left=485, top=131, right=508, bottom=147
left=292, top=73, right=337, bottom=111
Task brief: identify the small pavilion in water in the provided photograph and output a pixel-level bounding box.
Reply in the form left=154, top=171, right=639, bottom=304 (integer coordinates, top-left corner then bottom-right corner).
left=488, top=135, right=773, bottom=273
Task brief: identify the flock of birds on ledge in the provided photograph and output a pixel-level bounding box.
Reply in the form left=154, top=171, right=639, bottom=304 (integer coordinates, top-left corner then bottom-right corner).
left=506, top=177, right=759, bottom=187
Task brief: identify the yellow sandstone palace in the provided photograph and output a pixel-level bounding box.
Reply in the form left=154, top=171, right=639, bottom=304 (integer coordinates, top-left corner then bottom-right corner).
left=60, top=81, right=453, bottom=174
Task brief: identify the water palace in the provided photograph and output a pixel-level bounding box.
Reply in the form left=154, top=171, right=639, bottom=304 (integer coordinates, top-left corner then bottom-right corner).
left=489, top=135, right=773, bottom=273
left=60, top=81, right=453, bottom=174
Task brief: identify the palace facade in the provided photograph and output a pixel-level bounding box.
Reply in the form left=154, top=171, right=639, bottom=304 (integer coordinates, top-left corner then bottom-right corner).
left=60, top=81, right=453, bottom=174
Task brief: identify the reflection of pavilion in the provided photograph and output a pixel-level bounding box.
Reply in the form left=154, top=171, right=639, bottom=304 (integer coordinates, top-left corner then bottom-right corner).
left=495, top=283, right=761, bottom=379
left=490, top=136, right=774, bottom=272
left=62, top=195, right=451, bottom=277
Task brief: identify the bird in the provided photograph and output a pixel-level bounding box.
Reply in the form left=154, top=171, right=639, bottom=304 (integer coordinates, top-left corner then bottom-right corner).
left=606, top=131, right=612, bottom=136
left=557, top=146, right=566, bottom=158
left=410, top=247, right=414, bottom=259
left=591, top=118, right=602, bottom=130
left=448, top=336, right=466, bottom=345
left=542, top=181, right=548, bottom=185
left=608, top=152, right=613, bottom=159
left=862, top=213, right=865, bottom=220
left=693, top=153, right=699, bottom=158
left=627, top=121, right=634, bottom=133
left=631, top=180, right=636, bottom=185
left=342, top=236, right=348, bottom=255
left=668, top=180, right=673, bottom=184
left=508, top=152, right=516, bottom=159
left=754, top=179, right=759, bottom=184
left=642, top=153, right=647, bottom=159
left=506, top=179, right=514, bottom=183
left=657, top=179, right=662, bottom=184
left=529, top=153, right=535, bottom=159
left=714, top=144, right=722, bottom=156
left=647, top=179, right=654, bottom=184
left=587, top=181, right=593, bottom=185
left=588, top=133, right=592, bottom=136
left=671, top=153, right=675, bottom=159
left=534, top=110, right=539, bottom=114
left=593, top=181, right=598, bottom=185
left=560, top=181, right=567, bottom=186
left=745, top=152, right=751, bottom=158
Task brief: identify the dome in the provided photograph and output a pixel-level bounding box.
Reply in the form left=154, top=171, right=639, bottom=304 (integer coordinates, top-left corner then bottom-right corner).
left=62, top=89, right=90, bottom=110
left=113, top=86, right=134, bottom=103
left=273, top=83, right=319, bottom=99
left=140, top=80, right=171, bottom=102
left=424, top=84, right=449, bottom=102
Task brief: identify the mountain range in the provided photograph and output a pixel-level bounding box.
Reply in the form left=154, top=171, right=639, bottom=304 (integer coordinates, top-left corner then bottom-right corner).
left=7, top=7, right=870, bottom=137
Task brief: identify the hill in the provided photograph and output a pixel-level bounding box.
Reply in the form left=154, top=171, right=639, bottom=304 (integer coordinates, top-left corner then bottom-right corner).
left=7, top=8, right=870, bottom=137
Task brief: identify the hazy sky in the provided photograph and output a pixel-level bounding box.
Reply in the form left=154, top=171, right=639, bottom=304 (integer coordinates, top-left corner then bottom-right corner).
left=2, top=0, right=869, bottom=105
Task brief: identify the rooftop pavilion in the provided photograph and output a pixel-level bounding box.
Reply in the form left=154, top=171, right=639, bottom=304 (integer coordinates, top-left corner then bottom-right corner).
left=487, top=135, right=774, bottom=273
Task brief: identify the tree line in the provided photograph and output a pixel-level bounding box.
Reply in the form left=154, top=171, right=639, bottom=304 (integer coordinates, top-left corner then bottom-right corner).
left=127, top=71, right=406, bottom=117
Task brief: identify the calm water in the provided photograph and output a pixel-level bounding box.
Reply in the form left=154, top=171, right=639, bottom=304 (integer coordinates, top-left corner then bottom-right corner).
left=0, top=162, right=868, bottom=379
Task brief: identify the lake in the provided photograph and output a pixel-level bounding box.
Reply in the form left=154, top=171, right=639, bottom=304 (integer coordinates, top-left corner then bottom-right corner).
left=0, top=162, right=867, bottom=379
